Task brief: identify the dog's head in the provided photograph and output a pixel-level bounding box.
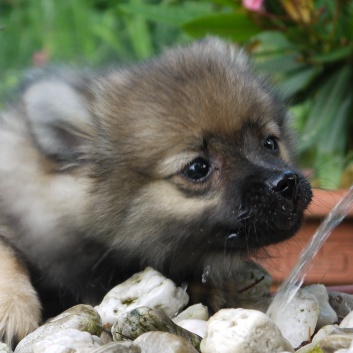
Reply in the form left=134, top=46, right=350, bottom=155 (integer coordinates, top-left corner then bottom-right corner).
left=86, top=38, right=312, bottom=276
left=22, top=38, right=312, bottom=281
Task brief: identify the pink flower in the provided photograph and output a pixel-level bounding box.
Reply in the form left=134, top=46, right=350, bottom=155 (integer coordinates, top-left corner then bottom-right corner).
left=242, top=0, right=263, bottom=12
left=32, top=50, right=49, bottom=68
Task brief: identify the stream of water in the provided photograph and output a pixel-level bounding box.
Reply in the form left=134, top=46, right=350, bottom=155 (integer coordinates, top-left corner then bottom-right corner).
left=268, top=186, right=353, bottom=312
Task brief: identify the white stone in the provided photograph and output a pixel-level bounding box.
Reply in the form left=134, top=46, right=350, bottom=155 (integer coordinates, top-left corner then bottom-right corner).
left=95, top=267, right=189, bottom=327
left=295, top=325, right=338, bottom=353
left=312, top=324, right=338, bottom=344
left=32, top=329, right=102, bottom=353
left=177, top=319, right=207, bottom=337
left=15, top=305, right=102, bottom=353
left=340, top=310, right=353, bottom=329
left=304, top=285, right=338, bottom=328
left=267, top=287, right=320, bottom=349
left=200, top=308, right=294, bottom=353
left=91, top=341, right=141, bottom=353
left=0, top=343, right=12, bottom=353
left=172, top=304, right=209, bottom=323
left=294, top=342, right=318, bottom=353
left=335, top=341, right=353, bottom=353
left=134, top=331, right=198, bottom=353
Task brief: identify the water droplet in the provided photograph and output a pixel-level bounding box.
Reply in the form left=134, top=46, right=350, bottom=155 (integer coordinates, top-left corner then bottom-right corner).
left=202, top=265, right=210, bottom=284
left=180, top=282, right=188, bottom=292
left=228, top=232, right=239, bottom=239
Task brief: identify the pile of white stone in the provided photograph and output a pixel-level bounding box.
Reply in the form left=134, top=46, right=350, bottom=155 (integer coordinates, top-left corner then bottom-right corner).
left=3, top=267, right=353, bottom=353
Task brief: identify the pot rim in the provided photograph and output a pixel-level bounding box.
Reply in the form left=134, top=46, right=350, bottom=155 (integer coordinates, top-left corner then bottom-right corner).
left=305, top=188, right=353, bottom=218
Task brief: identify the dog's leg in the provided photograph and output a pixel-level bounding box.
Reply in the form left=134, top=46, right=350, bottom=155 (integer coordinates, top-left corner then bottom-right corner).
left=187, top=261, right=272, bottom=314
left=0, top=238, right=41, bottom=347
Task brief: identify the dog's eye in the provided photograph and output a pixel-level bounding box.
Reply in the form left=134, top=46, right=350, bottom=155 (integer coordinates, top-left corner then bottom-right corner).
left=264, top=136, right=279, bottom=152
left=182, top=157, right=210, bottom=181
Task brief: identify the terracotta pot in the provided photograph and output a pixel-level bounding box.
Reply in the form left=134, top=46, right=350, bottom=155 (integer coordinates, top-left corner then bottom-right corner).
left=258, top=189, right=353, bottom=287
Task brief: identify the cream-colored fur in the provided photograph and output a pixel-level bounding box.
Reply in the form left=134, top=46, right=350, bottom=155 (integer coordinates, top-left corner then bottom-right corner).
left=0, top=239, right=41, bottom=346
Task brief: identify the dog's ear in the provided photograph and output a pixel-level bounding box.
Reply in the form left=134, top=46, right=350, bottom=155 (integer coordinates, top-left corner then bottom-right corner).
left=23, top=79, right=93, bottom=163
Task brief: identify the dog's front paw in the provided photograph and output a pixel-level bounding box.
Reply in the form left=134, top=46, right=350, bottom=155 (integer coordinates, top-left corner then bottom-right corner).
left=0, top=239, right=41, bottom=347
left=0, top=280, right=41, bottom=347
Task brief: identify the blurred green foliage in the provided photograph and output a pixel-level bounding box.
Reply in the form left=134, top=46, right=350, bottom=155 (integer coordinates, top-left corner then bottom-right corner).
left=1, top=0, right=353, bottom=188
left=0, top=0, right=211, bottom=98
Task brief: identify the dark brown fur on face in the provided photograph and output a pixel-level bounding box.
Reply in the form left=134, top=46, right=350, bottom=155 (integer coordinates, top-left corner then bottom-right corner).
left=0, top=37, right=312, bottom=346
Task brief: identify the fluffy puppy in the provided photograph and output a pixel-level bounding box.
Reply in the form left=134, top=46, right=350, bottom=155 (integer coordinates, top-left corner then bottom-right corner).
left=0, top=38, right=312, bottom=346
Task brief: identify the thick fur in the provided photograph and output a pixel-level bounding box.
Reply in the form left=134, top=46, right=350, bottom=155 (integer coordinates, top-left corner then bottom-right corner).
left=0, top=38, right=312, bottom=346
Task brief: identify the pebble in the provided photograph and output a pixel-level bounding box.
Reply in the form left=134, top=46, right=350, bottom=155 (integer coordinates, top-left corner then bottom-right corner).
left=15, top=305, right=102, bottom=353
left=296, top=325, right=353, bottom=353
left=267, top=287, right=320, bottom=349
left=319, top=333, right=353, bottom=353
left=32, top=329, right=102, bottom=353
left=200, top=308, right=294, bottom=353
left=176, top=319, right=207, bottom=337
left=100, top=330, right=113, bottom=345
left=111, top=307, right=201, bottom=351
left=328, top=291, right=353, bottom=320
left=312, top=325, right=339, bottom=344
left=91, top=341, right=141, bottom=353
left=172, top=304, right=209, bottom=323
left=295, top=325, right=337, bottom=353
left=95, top=267, right=189, bottom=328
left=305, top=285, right=338, bottom=328
left=0, top=343, right=12, bottom=353
left=7, top=265, right=353, bottom=353
left=333, top=340, right=353, bottom=353
left=340, top=311, right=353, bottom=329
left=134, top=332, right=198, bottom=353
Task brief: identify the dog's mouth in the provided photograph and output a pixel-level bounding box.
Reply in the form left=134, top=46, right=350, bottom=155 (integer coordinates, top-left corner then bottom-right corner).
left=269, top=207, right=298, bottom=230
left=216, top=206, right=303, bottom=251
left=202, top=172, right=312, bottom=252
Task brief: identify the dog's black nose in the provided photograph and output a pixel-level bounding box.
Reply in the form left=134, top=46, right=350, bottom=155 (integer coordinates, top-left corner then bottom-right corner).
left=267, top=171, right=298, bottom=200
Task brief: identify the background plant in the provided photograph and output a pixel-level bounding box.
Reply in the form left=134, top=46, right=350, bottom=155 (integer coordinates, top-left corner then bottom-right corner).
left=1, top=0, right=352, bottom=189
left=0, top=0, right=209, bottom=100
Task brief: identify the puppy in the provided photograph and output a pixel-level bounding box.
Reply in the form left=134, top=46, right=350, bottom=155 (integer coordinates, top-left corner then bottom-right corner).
left=0, top=38, right=312, bottom=346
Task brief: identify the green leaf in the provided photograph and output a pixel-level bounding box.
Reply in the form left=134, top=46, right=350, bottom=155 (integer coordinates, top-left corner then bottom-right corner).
left=319, top=96, right=352, bottom=153
left=290, top=100, right=312, bottom=132
left=299, top=65, right=352, bottom=152
left=349, top=3, right=353, bottom=40
left=252, top=30, right=300, bottom=55
left=182, top=12, right=262, bottom=42
left=276, top=67, right=319, bottom=99
left=118, top=2, right=214, bottom=26
left=314, top=154, right=345, bottom=189
left=255, top=54, right=306, bottom=75
left=202, top=0, right=238, bottom=6
left=311, top=45, right=353, bottom=63
left=314, top=94, right=352, bottom=188
left=122, top=0, right=153, bottom=60
left=93, top=12, right=130, bottom=59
